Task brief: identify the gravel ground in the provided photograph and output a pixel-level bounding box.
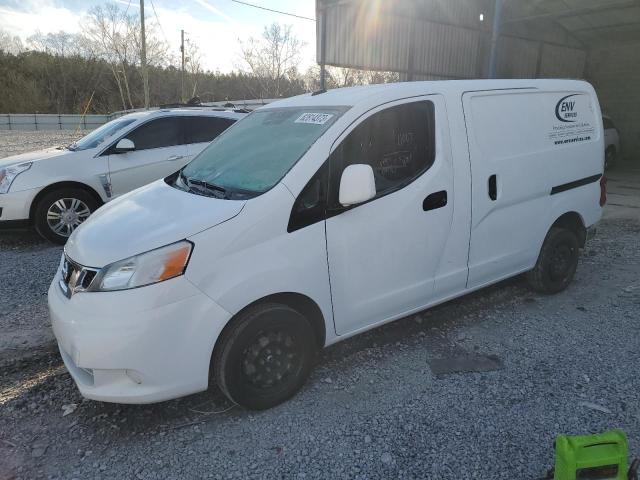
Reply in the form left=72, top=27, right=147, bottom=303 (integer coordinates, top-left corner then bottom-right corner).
left=0, top=131, right=84, bottom=159
left=0, top=131, right=83, bottom=356
left=1, top=132, right=639, bottom=480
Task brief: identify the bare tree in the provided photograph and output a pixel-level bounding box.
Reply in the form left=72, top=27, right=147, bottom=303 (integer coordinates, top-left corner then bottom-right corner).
left=303, top=65, right=399, bottom=92
left=239, top=23, right=304, bottom=98
left=28, top=31, right=95, bottom=58
left=0, top=29, right=24, bottom=55
left=82, top=2, right=169, bottom=110
left=184, top=39, right=204, bottom=98
left=82, top=4, right=134, bottom=109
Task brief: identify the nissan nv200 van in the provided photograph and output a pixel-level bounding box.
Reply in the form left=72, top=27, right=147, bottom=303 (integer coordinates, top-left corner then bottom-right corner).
left=49, top=80, right=606, bottom=410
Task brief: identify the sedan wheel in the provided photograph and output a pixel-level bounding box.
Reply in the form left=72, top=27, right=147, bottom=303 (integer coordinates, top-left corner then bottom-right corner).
left=46, top=198, right=92, bottom=238
left=34, top=188, right=98, bottom=244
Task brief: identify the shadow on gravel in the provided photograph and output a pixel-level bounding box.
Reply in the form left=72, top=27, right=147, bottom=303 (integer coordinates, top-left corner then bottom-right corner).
left=1, top=274, right=527, bottom=440
left=0, top=229, right=47, bottom=249
left=320, top=275, right=527, bottom=370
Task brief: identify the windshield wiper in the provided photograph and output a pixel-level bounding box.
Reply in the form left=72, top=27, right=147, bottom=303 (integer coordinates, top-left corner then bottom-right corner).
left=186, top=177, right=229, bottom=199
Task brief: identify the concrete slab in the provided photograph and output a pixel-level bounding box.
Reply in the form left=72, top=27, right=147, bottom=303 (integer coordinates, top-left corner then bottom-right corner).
left=603, top=163, right=640, bottom=220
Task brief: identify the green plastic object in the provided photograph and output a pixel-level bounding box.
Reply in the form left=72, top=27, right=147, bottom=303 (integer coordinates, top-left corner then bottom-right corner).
left=554, top=430, right=628, bottom=480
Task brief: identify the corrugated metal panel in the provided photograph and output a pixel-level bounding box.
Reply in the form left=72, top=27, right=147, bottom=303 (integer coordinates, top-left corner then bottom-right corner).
left=497, top=37, right=539, bottom=78
left=319, top=0, right=493, bottom=30
left=406, top=0, right=493, bottom=29
left=539, top=44, right=586, bottom=78
left=324, top=4, right=412, bottom=72
left=587, top=42, right=640, bottom=158
left=579, top=6, right=640, bottom=27
left=412, top=22, right=482, bottom=78
left=323, top=2, right=485, bottom=77
left=319, top=0, right=589, bottom=79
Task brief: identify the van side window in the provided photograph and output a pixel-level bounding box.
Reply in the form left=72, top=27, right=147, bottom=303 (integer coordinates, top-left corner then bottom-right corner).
left=183, top=116, right=236, bottom=144
left=328, top=101, right=435, bottom=207
left=123, top=117, right=184, bottom=151
left=287, top=161, right=329, bottom=233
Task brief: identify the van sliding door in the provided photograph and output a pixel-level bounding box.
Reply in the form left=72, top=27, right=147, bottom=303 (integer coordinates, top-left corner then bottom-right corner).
left=463, top=88, right=574, bottom=288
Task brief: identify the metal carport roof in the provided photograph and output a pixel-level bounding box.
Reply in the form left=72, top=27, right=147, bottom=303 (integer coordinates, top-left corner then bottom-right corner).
left=503, top=0, right=640, bottom=47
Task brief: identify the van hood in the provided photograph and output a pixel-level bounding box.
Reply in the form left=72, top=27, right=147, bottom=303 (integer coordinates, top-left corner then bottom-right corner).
left=65, top=179, right=245, bottom=267
left=0, top=147, right=72, bottom=169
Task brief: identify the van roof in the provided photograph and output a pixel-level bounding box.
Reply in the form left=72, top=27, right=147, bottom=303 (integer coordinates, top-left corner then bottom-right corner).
left=266, top=79, right=593, bottom=109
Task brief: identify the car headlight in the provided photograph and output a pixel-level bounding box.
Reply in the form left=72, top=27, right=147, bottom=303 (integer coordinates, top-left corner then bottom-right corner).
left=0, top=162, right=32, bottom=194
left=90, top=241, right=193, bottom=292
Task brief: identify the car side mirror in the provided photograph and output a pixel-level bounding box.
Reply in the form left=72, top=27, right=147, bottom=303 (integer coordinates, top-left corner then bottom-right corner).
left=339, top=164, right=376, bottom=207
left=114, top=138, right=135, bottom=153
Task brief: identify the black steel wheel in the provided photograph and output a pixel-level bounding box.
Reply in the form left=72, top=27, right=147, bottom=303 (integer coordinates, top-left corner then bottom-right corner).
left=212, top=303, right=317, bottom=410
left=527, top=227, right=580, bottom=294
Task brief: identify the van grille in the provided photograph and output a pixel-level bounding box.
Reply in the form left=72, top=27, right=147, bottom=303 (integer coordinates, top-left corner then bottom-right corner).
left=59, top=255, right=99, bottom=298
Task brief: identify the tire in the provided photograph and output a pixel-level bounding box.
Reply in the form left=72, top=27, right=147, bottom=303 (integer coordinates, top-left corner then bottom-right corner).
left=213, top=303, right=317, bottom=410
left=526, top=227, right=580, bottom=294
left=605, top=146, right=617, bottom=170
left=34, top=188, right=98, bottom=244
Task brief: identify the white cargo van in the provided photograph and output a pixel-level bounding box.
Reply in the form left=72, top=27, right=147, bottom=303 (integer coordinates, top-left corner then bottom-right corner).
left=48, top=80, right=606, bottom=410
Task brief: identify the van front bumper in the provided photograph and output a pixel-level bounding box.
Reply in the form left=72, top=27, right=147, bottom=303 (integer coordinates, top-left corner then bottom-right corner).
left=48, top=272, right=231, bottom=404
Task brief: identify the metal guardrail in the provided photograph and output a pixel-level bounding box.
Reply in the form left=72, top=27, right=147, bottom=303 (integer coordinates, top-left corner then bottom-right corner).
left=0, top=114, right=111, bottom=131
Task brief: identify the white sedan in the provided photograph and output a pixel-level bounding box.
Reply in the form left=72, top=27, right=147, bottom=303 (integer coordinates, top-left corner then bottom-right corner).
left=0, top=109, right=245, bottom=243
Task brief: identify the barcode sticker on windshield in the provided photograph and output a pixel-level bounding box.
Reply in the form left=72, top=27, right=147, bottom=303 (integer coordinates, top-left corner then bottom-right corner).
left=295, top=113, right=333, bottom=125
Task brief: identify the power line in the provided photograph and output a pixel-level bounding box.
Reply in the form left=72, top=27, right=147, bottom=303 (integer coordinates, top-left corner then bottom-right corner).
left=230, top=0, right=315, bottom=21
left=149, top=0, right=170, bottom=45
left=124, top=0, right=132, bottom=15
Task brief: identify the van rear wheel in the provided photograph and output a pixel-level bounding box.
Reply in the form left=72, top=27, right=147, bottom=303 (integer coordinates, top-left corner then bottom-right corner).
left=527, top=227, right=580, bottom=294
left=212, top=303, right=317, bottom=410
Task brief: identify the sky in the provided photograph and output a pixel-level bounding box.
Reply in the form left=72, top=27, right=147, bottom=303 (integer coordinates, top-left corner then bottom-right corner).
left=0, top=0, right=318, bottom=72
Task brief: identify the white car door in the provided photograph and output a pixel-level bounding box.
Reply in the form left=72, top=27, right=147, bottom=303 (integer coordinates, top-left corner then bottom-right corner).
left=107, top=116, right=188, bottom=197
left=184, top=115, right=237, bottom=160
left=325, top=97, right=455, bottom=336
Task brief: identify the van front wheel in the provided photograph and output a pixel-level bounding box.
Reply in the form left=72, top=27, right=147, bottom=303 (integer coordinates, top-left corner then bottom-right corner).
left=212, top=303, right=317, bottom=410
left=527, top=227, right=580, bottom=294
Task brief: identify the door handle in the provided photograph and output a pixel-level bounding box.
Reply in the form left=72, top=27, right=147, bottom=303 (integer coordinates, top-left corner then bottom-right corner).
left=488, top=174, right=497, bottom=201
left=423, top=190, right=448, bottom=211
left=167, top=155, right=185, bottom=161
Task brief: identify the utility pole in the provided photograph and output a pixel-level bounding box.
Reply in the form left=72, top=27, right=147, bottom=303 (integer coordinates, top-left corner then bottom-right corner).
left=140, top=0, right=150, bottom=108
left=488, top=0, right=503, bottom=79
left=318, top=5, right=326, bottom=91
left=180, top=30, right=185, bottom=103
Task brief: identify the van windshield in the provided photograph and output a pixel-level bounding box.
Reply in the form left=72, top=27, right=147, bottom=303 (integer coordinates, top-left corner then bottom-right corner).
left=180, top=107, right=345, bottom=199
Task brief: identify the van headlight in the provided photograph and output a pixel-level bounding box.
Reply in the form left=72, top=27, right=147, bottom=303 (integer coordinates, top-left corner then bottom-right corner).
left=0, top=162, right=32, bottom=194
left=90, top=241, right=193, bottom=292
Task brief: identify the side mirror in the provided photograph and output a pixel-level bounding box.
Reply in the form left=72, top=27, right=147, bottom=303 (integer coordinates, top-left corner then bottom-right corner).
left=114, top=138, right=135, bottom=153
left=339, top=164, right=376, bottom=207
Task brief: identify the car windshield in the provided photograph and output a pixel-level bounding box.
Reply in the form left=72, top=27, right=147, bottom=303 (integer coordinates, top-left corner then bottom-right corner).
left=69, top=117, right=137, bottom=151
left=180, top=107, right=345, bottom=198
